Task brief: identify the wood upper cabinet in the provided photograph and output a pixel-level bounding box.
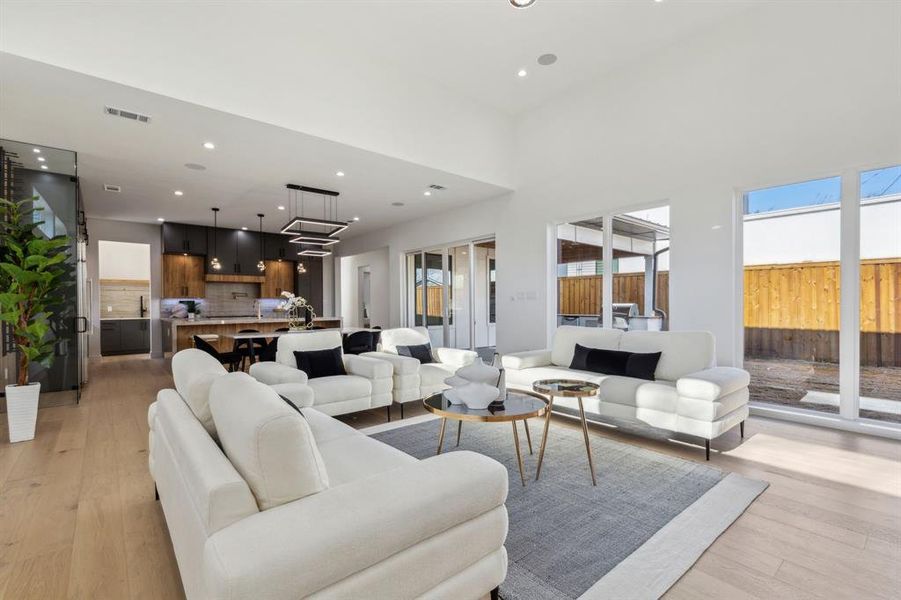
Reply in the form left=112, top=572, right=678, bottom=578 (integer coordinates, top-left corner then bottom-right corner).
left=163, top=254, right=205, bottom=298
left=260, top=260, right=295, bottom=298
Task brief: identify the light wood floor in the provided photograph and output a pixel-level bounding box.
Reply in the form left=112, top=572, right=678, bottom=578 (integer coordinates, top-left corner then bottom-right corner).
left=0, top=355, right=899, bottom=599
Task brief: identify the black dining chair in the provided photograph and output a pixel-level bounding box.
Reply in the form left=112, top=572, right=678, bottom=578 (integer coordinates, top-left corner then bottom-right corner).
left=233, top=329, right=266, bottom=371
left=343, top=331, right=375, bottom=355
left=260, top=328, right=289, bottom=362
left=193, top=335, right=242, bottom=372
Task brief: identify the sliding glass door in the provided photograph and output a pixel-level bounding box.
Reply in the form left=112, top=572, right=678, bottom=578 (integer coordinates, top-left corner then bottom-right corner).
left=742, top=165, right=900, bottom=427
left=405, top=238, right=496, bottom=358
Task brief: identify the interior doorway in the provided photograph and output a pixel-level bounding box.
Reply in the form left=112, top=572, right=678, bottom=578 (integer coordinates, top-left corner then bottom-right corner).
left=98, top=241, right=152, bottom=356
left=358, top=266, right=372, bottom=328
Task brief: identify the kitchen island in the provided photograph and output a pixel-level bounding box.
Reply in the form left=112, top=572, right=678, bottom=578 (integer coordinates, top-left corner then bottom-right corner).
left=162, top=316, right=343, bottom=354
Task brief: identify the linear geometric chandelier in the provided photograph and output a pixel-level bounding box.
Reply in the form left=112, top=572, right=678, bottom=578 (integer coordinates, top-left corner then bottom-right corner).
left=281, top=183, right=350, bottom=257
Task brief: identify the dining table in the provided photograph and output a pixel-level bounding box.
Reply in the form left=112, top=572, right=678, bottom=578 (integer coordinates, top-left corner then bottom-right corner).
left=221, top=327, right=381, bottom=363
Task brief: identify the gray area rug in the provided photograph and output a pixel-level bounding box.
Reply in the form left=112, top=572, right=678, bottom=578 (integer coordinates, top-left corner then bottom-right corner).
left=371, top=417, right=766, bottom=599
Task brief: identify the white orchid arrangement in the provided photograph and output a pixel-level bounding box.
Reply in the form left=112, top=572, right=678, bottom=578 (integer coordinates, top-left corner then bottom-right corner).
left=277, top=291, right=310, bottom=310
left=278, top=291, right=317, bottom=329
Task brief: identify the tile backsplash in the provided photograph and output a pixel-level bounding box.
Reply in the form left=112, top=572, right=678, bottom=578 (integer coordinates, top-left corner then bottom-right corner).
left=162, top=282, right=283, bottom=318
left=100, top=279, right=150, bottom=318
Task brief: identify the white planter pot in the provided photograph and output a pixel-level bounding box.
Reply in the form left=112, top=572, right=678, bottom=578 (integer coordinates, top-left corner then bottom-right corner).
left=5, top=382, right=40, bottom=443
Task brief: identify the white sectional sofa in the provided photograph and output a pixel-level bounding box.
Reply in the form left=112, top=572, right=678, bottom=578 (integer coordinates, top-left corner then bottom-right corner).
left=363, top=327, right=478, bottom=416
left=149, top=349, right=509, bottom=600
left=502, top=326, right=749, bottom=458
left=249, top=329, right=394, bottom=417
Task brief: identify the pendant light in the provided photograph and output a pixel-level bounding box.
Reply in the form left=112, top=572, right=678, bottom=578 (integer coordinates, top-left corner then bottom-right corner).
left=296, top=261, right=307, bottom=275
left=210, top=208, right=222, bottom=271
left=257, top=213, right=266, bottom=272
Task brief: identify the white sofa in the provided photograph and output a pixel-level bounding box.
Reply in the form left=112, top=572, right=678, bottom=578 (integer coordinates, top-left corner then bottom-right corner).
left=149, top=349, right=510, bottom=600
left=502, top=326, right=750, bottom=458
left=362, top=327, right=478, bottom=415
left=249, top=329, right=394, bottom=417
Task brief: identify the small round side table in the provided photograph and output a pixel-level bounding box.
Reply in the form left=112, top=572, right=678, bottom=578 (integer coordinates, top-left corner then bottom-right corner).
left=532, top=379, right=600, bottom=486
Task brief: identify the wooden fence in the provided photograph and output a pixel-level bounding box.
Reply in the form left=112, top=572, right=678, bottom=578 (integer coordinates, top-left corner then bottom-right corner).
left=557, top=273, right=670, bottom=317
left=744, top=259, right=899, bottom=365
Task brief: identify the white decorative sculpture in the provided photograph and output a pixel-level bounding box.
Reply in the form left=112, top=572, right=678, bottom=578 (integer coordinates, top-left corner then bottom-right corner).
left=445, top=382, right=499, bottom=410
left=444, top=358, right=501, bottom=409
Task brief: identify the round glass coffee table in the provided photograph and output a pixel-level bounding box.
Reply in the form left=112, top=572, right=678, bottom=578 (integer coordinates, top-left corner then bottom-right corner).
left=423, top=390, right=549, bottom=486
left=532, top=379, right=601, bottom=486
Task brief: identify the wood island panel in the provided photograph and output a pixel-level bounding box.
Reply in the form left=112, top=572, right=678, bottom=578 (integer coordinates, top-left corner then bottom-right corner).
left=170, top=318, right=343, bottom=353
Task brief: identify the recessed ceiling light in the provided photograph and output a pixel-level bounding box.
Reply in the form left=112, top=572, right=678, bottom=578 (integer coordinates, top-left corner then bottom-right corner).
left=537, top=53, right=558, bottom=66
left=157, top=217, right=165, bottom=222
left=392, top=202, right=405, bottom=207
left=203, top=141, right=215, bottom=149
left=174, top=190, right=184, bottom=196
left=37, top=156, right=46, bottom=162
left=517, top=69, right=528, bottom=78
left=336, top=171, right=345, bottom=177
left=241, top=226, right=248, bottom=231
left=33, top=148, right=41, bottom=153
left=352, top=216, right=360, bottom=221
left=510, top=0, right=536, bottom=8
left=40, top=165, right=48, bottom=170
left=277, top=205, right=286, bottom=210
left=424, top=191, right=432, bottom=196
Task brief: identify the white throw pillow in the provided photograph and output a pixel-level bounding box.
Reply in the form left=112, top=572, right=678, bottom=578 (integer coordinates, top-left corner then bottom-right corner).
left=184, top=371, right=220, bottom=438
left=209, top=372, right=329, bottom=510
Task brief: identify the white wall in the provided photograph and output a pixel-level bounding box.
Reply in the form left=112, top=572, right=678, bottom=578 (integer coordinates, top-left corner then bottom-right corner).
left=338, top=1, right=901, bottom=364
left=98, top=240, right=151, bottom=279
left=744, top=200, right=901, bottom=265
left=86, top=218, right=163, bottom=358
left=337, top=248, right=390, bottom=328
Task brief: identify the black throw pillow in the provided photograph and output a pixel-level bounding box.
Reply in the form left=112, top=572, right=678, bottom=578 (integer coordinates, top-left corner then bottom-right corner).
left=570, top=344, right=630, bottom=376
left=569, top=344, right=661, bottom=381
left=624, top=351, right=662, bottom=381
left=397, top=343, right=434, bottom=364
left=293, top=347, right=346, bottom=379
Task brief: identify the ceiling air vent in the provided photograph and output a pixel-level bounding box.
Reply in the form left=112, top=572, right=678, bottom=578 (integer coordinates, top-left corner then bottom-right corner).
left=428, top=184, right=446, bottom=191
left=104, top=105, right=152, bottom=123
left=103, top=184, right=122, bottom=193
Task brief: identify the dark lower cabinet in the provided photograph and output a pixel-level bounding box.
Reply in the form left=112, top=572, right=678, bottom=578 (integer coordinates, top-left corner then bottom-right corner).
left=101, top=319, right=150, bottom=355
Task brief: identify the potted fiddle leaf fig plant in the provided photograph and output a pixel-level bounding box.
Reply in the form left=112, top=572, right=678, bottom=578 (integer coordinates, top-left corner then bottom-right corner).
left=0, top=197, right=70, bottom=442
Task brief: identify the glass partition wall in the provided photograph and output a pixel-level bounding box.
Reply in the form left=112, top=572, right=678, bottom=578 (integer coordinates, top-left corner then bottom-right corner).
left=742, top=166, right=901, bottom=428
left=405, top=238, right=496, bottom=361
left=1, top=139, right=85, bottom=406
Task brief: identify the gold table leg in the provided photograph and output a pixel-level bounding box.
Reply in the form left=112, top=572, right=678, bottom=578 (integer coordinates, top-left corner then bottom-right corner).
left=535, top=396, right=554, bottom=481
left=512, top=420, right=526, bottom=487
left=577, top=397, right=597, bottom=486
left=523, top=419, right=533, bottom=454
left=456, top=420, right=462, bottom=447
left=436, top=418, right=447, bottom=455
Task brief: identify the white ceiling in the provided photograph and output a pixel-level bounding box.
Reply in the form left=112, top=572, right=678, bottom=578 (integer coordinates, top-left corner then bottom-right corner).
left=0, top=54, right=510, bottom=236
left=0, top=1, right=759, bottom=237
left=0, top=0, right=755, bottom=116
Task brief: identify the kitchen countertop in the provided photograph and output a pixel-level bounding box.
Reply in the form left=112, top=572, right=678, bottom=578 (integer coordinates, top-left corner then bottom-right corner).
left=161, top=316, right=340, bottom=326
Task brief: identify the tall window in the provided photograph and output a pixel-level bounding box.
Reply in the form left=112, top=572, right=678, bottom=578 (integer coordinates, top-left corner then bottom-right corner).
left=743, top=176, right=842, bottom=416
left=743, top=168, right=901, bottom=427
left=859, top=165, right=900, bottom=423
left=556, top=206, right=669, bottom=330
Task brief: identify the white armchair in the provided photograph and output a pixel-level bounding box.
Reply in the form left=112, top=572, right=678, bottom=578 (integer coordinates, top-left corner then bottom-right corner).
left=249, top=330, right=393, bottom=417
left=363, top=326, right=478, bottom=415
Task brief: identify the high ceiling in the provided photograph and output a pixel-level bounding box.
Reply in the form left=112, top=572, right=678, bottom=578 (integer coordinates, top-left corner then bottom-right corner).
left=0, top=55, right=509, bottom=235
left=0, top=1, right=758, bottom=236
